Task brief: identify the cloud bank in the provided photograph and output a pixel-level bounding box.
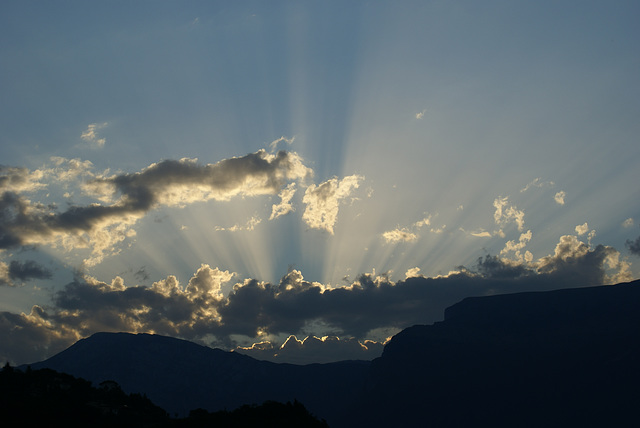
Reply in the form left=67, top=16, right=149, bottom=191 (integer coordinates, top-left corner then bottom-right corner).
left=0, top=230, right=632, bottom=365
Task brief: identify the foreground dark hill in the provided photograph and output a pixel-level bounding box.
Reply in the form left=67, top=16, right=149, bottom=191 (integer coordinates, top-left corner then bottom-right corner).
left=0, top=364, right=328, bottom=427
left=0, top=364, right=168, bottom=427
left=27, top=279, right=640, bottom=427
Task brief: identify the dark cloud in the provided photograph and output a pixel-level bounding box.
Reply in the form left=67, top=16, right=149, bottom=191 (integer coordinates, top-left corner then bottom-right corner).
left=0, top=306, right=78, bottom=365
left=8, top=260, right=53, bottom=282
left=0, top=150, right=311, bottom=252
left=475, top=255, right=533, bottom=279
left=102, top=150, right=308, bottom=210
left=0, top=191, right=42, bottom=248
left=134, top=266, right=150, bottom=282
left=627, top=235, right=640, bottom=256
left=52, top=277, right=202, bottom=338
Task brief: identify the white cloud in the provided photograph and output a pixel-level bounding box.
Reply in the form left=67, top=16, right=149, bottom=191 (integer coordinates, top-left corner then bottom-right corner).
left=493, top=196, right=525, bottom=231
left=430, top=225, right=446, bottom=234
left=573, top=222, right=596, bottom=245
left=49, top=157, right=96, bottom=182
left=414, top=215, right=431, bottom=228
left=302, top=174, right=363, bottom=234
left=382, top=228, right=418, bottom=243
left=575, top=222, right=589, bottom=236
left=382, top=214, right=445, bottom=244
left=270, top=183, right=297, bottom=220
left=0, top=166, right=47, bottom=193
left=184, top=264, right=234, bottom=302
left=520, top=177, right=555, bottom=193
left=268, top=135, right=295, bottom=151
left=215, top=215, right=262, bottom=232
left=81, top=122, right=108, bottom=148
left=459, top=227, right=492, bottom=238
left=501, top=230, right=533, bottom=262
left=415, top=109, right=427, bottom=119
left=0, top=262, right=10, bottom=287
left=554, top=190, right=566, bottom=205
left=405, top=267, right=423, bottom=278
left=622, top=218, right=634, bottom=228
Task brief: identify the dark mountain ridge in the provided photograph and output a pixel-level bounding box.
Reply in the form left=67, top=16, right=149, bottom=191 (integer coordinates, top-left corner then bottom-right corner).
left=365, top=279, right=640, bottom=427
left=26, top=331, right=369, bottom=423
left=24, top=279, right=640, bottom=427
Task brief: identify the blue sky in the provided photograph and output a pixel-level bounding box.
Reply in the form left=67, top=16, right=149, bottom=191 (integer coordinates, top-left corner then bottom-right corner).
left=1, top=0, right=639, bottom=365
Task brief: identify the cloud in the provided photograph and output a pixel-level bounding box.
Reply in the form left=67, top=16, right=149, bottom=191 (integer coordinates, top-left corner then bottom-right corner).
left=627, top=235, right=640, bottom=256
left=475, top=254, right=533, bottom=280
left=382, top=228, right=418, bottom=243
left=520, top=177, right=555, bottom=193
left=81, top=123, right=108, bottom=148
left=382, top=214, right=444, bottom=244
left=554, top=190, right=566, bottom=205
left=575, top=222, right=589, bottom=236
left=270, top=183, right=297, bottom=220
left=302, top=175, right=363, bottom=234
left=536, top=235, right=630, bottom=285
left=415, top=109, right=427, bottom=119
left=500, top=230, right=533, bottom=263
left=622, top=218, right=634, bottom=228
left=405, top=267, right=423, bottom=279
left=574, top=222, right=596, bottom=246
left=268, top=136, right=295, bottom=151
left=234, top=335, right=385, bottom=364
left=98, top=149, right=311, bottom=209
left=8, top=260, right=53, bottom=282
left=0, top=150, right=313, bottom=265
left=414, top=215, right=431, bottom=228
left=215, top=216, right=262, bottom=232
left=0, top=262, right=10, bottom=286
left=493, top=197, right=525, bottom=231
left=0, top=166, right=47, bottom=193
left=0, top=305, right=80, bottom=365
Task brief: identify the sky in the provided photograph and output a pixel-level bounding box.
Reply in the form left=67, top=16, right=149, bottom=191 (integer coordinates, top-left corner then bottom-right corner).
left=1, top=0, right=639, bottom=365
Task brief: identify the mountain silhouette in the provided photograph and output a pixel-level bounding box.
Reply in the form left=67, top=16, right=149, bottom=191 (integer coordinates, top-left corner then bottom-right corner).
left=25, top=279, right=640, bottom=427
left=363, top=279, right=640, bottom=427
left=26, top=332, right=368, bottom=424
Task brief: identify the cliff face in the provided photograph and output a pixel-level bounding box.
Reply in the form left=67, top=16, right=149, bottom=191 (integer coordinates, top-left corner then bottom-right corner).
left=364, top=280, right=640, bottom=427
